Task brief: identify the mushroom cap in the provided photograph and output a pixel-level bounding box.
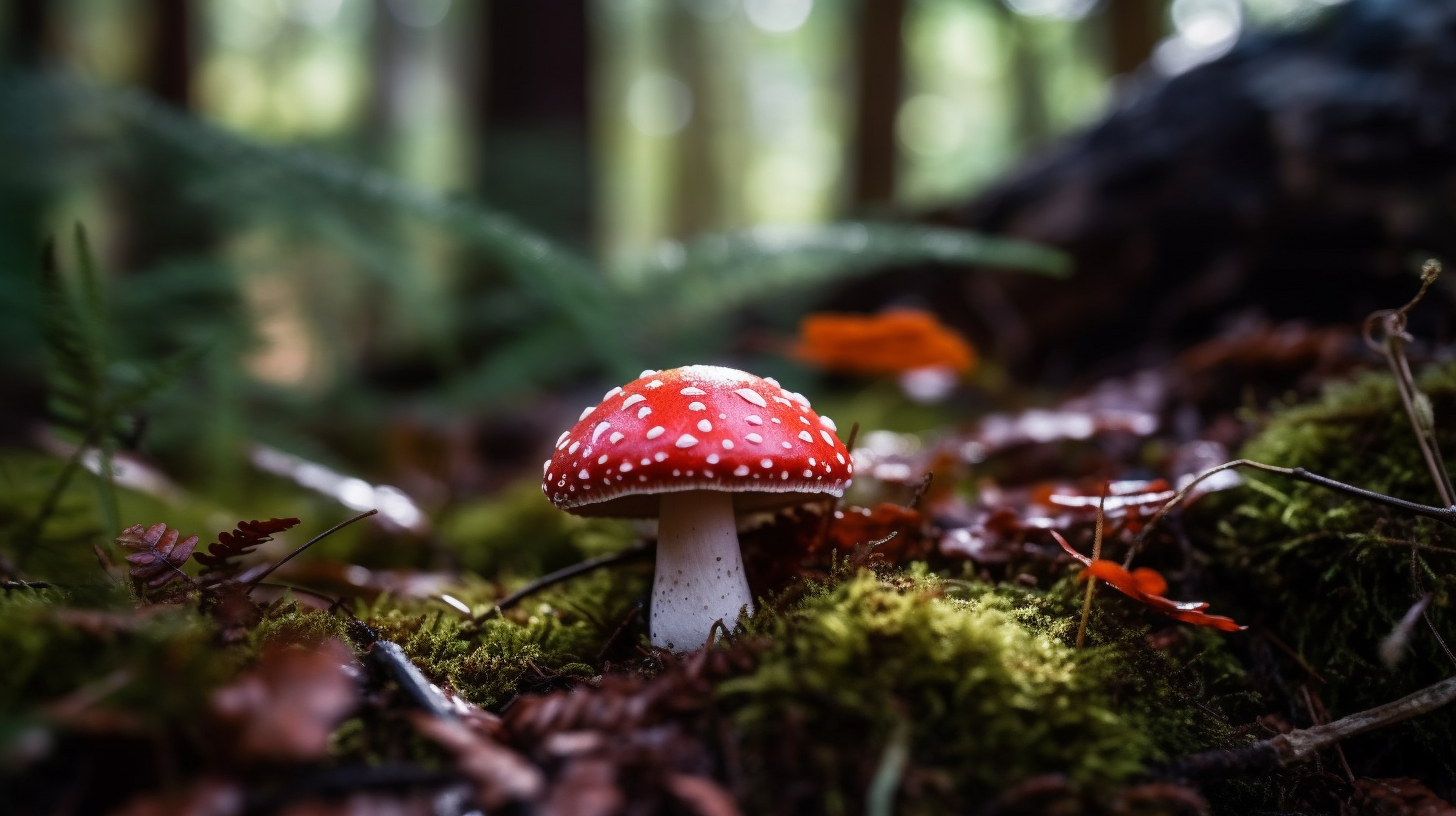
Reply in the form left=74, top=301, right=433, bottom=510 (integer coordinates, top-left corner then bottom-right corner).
left=543, top=365, right=853, bottom=517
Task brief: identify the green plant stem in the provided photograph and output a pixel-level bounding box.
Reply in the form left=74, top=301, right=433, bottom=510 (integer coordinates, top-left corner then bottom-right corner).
left=1074, top=484, right=1107, bottom=650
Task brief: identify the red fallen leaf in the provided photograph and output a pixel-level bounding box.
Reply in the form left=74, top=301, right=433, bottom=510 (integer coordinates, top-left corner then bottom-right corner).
left=211, top=639, right=358, bottom=761
left=409, top=712, right=544, bottom=810
left=1050, top=531, right=1245, bottom=632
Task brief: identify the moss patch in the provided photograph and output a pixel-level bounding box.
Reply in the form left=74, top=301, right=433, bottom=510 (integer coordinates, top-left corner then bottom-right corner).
left=717, top=570, right=1219, bottom=813
left=1215, top=365, right=1456, bottom=780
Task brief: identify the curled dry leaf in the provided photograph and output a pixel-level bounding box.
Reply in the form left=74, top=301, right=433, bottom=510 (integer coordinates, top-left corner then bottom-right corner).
left=195, top=518, right=301, bottom=583
left=665, top=773, right=744, bottom=816
left=1051, top=531, right=1245, bottom=632
left=115, top=523, right=198, bottom=591
left=408, top=712, right=544, bottom=810
left=793, top=309, right=976, bottom=376
left=210, top=639, right=358, bottom=762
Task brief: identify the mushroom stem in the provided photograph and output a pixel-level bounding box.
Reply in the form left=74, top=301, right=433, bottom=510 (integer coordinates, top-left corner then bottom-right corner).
left=650, top=490, right=754, bottom=651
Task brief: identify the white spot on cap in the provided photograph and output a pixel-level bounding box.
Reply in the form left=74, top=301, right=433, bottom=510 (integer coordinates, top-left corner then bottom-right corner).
left=542, top=460, right=551, bottom=474
left=798, top=430, right=814, bottom=443
left=735, top=389, right=768, bottom=408
left=745, top=415, right=763, bottom=425
left=821, top=430, right=836, bottom=446
left=746, top=433, right=763, bottom=444
left=760, top=458, right=773, bottom=468
left=655, top=452, right=668, bottom=462
left=639, top=369, right=657, bottom=378
left=782, top=441, right=792, bottom=449
left=609, top=432, right=624, bottom=444
left=647, top=426, right=665, bottom=439
left=597, top=454, right=608, bottom=464
left=680, top=387, right=706, bottom=396
left=638, top=406, right=652, bottom=419
left=697, top=419, right=713, bottom=433
left=568, top=441, right=580, bottom=455
left=639, top=475, right=648, bottom=482
left=773, top=397, right=793, bottom=406
left=781, top=471, right=789, bottom=480
left=579, top=406, right=595, bottom=420
left=763, top=377, right=781, bottom=386
left=771, top=418, right=782, bottom=424
left=803, top=469, right=813, bottom=477
left=645, top=379, right=664, bottom=389
left=707, top=454, right=720, bottom=464
left=718, top=413, right=727, bottom=419
left=721, top=440, right=734, bottom=449
left=555, top=431, right=571, bottom=448
left=688, top=402, right=706, bottom=412
left=837, top=453, right=845, bottom=464
left=704, top=469, right=713, bottom=478
left=820, top=415, right=838, bottom=431
left=809, top=458, right=816, bottom=466
left=620, top=462, right=633, bottom=472
left=641, top=458, right=651, bottom=465
left=592, top=422, right=611, bottom=444
left=578, top=469, right=590, bottom=479
left=676, top=434, right=699, bottom=448
left=734, top=465, right=750, bottom=476
left=603, top=386, right=623, bottom=400
left=622, top=394, right=646, bottom=409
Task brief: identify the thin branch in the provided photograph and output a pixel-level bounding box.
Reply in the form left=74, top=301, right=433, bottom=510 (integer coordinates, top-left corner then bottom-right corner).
left=1137, top=459, right=1456, bottom=549
left=1075, top=483, right=1108, bottom=650
left=244, top=509, right=378, bottom=592
left=488, top=545, right=653, bottom=614
left=1165, top=673, right=1456, bottom=779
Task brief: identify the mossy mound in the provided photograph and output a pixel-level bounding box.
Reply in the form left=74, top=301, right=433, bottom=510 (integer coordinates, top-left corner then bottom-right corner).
left=717, top=570, right=1221, bottom=814
left=1215, top=364, right=1456, bottom=778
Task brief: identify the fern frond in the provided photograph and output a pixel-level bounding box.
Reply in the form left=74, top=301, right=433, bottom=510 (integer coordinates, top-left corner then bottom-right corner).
left=618, top=222, right=1070, bottom=321
left=195, top=517, right=301, bottom=584
left=115, top=522, right=198, bottom=599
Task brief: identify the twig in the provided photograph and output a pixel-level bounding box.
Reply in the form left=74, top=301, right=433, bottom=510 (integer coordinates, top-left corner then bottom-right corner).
left=1164, top=673, right=1456, bottom=779
left=1, top=580, right=54, bottom=593
left=1137, top=460, right=1456, bottom=549
left=908, top=472, right=934, bottom=510
left=244, top=509, right=378, bottom=592
left=866, top=719, right=911, bottom=816
left=368, top=639, right=458, bottom=720
left=488, top=545, right=653, bottom=614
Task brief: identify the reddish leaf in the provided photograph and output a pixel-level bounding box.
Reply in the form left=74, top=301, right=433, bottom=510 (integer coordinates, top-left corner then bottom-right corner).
left=1052, top=531, right=1245, bottom=632
left=194, top=517, right=300, bottom=581
left=211, top=639, right=358, bottom=762
left=410, top=712, right=544, bottom=810
left=115, top=523, right=198, bottom=591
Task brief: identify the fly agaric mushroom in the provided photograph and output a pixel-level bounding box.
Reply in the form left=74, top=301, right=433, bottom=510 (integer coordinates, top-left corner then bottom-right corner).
left=542, top=365, right=853, bottom=651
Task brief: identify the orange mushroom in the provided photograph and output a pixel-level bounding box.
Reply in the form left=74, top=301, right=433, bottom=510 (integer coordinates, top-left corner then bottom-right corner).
left=792, top=309, right=976, bottom=377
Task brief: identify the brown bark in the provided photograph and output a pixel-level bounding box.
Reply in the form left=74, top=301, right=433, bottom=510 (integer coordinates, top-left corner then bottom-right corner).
left=851, top=0, right=906, bottom=207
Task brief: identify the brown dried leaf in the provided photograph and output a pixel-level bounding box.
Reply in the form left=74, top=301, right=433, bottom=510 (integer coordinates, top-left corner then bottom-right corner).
left=211, top=639, right=357, bottom=762
left=409, top=712, right=544, bottom=810
left=1352, top=778, right=1456, bottom=816
left=537, top=758, right=622, bottom=816
left=195, top=518, right=301, bottom=583
left=665, top=773, right=744, bottom=816
left=115, top=523, right=198, bottom=593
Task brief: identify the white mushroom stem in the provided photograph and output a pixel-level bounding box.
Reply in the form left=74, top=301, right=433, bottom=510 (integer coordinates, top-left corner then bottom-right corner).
left=650, top=490, right=754, bottom=651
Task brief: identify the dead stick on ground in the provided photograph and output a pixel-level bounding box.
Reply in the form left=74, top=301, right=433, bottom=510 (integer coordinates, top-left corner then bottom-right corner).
left=1165, top=673, right=1456, bottom=779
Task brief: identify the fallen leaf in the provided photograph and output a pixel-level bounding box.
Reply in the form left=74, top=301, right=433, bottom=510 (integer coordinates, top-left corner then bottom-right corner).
left=409, top=713, right=544, bottom=810
left=1352, top=777, right=1456, bottom=816
left=665, top=773, right=744, bottom=816
left=1051, top=531, right=1245, bottom=632
left=211, top=639, right=358, bottom=762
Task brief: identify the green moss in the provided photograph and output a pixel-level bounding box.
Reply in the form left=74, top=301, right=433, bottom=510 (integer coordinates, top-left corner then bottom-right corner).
left=718, top=571, right=1196, bottom=813
left=1215, top=365, right=1456, bottom=778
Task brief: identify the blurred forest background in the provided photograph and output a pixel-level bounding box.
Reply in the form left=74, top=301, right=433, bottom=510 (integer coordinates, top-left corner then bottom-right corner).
left=0, top=0, right=1358, bottom=570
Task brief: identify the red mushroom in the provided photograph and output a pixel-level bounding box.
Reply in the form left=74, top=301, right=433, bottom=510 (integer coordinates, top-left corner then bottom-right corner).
left=543, top=365, right=853, bottom=650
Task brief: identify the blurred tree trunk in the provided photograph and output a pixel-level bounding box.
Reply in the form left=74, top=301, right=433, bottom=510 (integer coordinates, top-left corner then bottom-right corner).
left=144, top=0, right=191, bottom=109
left=667, top=5, right=715, bottom=238
left=0, top=0, right=55, bottom=443
left=1105, top=0, right=1162, bottom=75
left=479, top=0, right=593, bottom=246
left=1000, top=7, right=1051, bottom=150
left=851, top=0, right=906, bottom=207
